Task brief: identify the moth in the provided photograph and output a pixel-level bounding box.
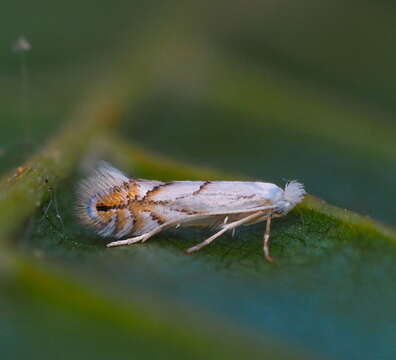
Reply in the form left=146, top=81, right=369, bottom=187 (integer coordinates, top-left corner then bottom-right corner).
left=77, top=163, right=305, bottom=262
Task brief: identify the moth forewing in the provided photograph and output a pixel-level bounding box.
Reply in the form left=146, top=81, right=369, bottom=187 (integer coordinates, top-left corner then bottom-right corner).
left=77, top=163, right=306, bottom=263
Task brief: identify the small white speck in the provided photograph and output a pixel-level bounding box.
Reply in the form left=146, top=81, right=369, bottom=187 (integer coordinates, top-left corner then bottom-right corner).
left=13, top=36, right=31, bottom=53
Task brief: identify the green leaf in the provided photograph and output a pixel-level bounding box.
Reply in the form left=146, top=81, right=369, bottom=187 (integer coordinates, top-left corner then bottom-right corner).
left=3, top=3, right=396, bottom=360
left=8, top=137, right=395, bottom=360
left=3, top=254, right=307, bottom=360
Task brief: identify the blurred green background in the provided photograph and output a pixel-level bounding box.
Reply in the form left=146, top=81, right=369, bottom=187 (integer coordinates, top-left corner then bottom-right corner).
left=2, top=1, right=396, bottom=359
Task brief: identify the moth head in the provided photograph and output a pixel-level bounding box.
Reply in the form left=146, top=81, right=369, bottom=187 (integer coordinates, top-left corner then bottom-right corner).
left=76, top=162, right=135, bottom=238
left=276, top=181, right=306, bottom=215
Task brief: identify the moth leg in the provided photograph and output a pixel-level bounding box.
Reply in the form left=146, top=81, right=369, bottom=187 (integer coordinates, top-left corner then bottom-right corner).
left=106, top=219, right=180, bottom=248
left=106, top=233, right=151, bottom=247
left=185, top=227, right=228, bottom=254
left=185, top=211, right=264, bottom=254
left=263, top=215, right=274, bottom=263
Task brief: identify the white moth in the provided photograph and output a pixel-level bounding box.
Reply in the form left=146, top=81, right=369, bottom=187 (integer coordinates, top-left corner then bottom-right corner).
left=77, top=163, right=306, bottom=262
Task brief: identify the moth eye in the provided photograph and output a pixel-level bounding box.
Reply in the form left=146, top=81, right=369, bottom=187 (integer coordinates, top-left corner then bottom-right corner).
left=274, top=204, right=286, bottom=215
